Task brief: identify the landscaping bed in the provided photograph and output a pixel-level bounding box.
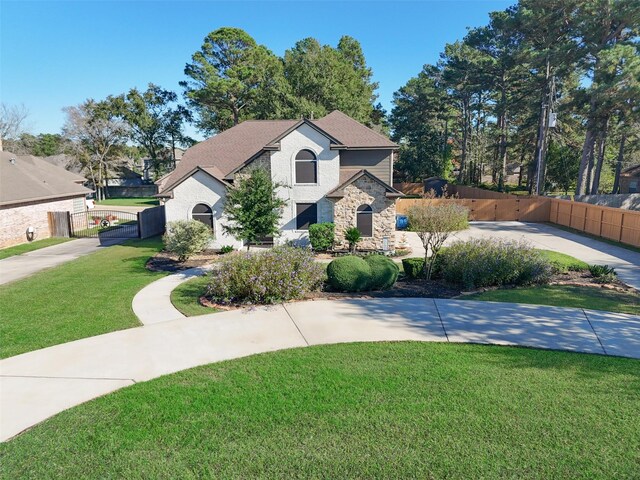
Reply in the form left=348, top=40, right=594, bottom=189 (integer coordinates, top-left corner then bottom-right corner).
left=146, top=249, right=220, bottom=272
left=2, top=342, right=638, bottom=478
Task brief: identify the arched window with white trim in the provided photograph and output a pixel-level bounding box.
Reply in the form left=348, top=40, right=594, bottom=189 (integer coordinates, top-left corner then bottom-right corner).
left=295, top=149, right=317, bottom=184
left=192, top=203, right=214, bottom=231
left=356, top=204, right=373, bottom=237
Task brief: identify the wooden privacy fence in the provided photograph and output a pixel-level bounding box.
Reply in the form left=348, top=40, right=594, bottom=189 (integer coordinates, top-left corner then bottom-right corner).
left=396, top=198, right=550, bottom=222
left=396, top=197, right=640, bottom=248
left=549, top=199, right=640, bottom=247
left=47, top=211, right=71, bottom=238
left=393, top=182, right=424, bottom=195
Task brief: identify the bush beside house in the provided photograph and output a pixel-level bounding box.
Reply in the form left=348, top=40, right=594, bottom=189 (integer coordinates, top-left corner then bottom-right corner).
left=163, top=220, right=213, bottom=261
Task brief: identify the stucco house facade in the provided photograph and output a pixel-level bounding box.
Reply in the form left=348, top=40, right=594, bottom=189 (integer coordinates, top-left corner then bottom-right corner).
left=157, top=110, right=402, bottom=250
left=0, top=151, right=91, bottom=248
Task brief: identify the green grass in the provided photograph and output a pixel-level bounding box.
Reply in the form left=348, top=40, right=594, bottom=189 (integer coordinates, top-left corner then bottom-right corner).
left=546, top=222, right=640, bottom=254
left=465, top=284, right=640, bottom=315
left=0, top=238, right=165, bottom=358
left=96, top=197, right=159, bottom=207
left=0, top=237, right=74, bottom=260
left=170, top=275, right=218, bottom=316
left=537, top=249, right=589, bottom=272
left=1, top=342, right=638, bottom=479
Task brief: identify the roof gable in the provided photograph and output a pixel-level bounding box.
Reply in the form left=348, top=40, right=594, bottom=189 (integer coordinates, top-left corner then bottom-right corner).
left=313, top=110, right=398, bottom=149
left=326, top=169, right=403, bottom=198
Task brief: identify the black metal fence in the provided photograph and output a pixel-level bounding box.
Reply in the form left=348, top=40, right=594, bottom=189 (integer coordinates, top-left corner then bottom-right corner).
left=69, top=210, right=140, bottom=239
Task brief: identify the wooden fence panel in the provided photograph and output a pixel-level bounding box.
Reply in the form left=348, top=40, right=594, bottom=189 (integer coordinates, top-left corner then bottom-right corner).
left=393, top=182, right=423, bottom=195
left=448, top=185, right=520, bottom=199
left=395, top=197, right=640, bottom=248
left=47, top=211, right=71, bottom=237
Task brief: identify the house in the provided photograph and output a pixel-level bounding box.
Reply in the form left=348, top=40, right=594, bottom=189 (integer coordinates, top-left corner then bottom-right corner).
left=0, top=151, right=92, bottom=248
left=157, top=110, right=402, bottom=250
left=620, top=164, right=640, bottom=193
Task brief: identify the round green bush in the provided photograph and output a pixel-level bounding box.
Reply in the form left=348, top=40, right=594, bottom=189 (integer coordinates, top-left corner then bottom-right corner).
left=364, top=255, right=399, bottom=290
left=326, top=256, right=372, bottom=292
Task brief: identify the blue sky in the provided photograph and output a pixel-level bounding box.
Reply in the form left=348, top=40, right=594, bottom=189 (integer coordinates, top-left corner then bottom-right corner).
left=1, top=0, right=512, bottom=138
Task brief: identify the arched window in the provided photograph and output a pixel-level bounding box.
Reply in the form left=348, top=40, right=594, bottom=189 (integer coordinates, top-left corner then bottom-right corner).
left=192, top=203, right=214, bottom=230
left=356, top=204, right=373, bottom=237
left=295, top=149, right=317, bottom=184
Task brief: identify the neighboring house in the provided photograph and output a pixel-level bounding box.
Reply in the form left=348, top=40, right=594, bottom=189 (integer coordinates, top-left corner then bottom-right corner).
left=157, top=110, right=402, bottom=250
left=0, top=151, right=91, bottom=248
left=620, top=164, right=640, bottom=193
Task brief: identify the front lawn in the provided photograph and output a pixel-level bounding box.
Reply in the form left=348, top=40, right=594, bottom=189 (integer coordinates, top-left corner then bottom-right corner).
left=96, top=197, right=159, bottom=207
left=1, top=343, right=638, bottom=478
left=0, top=238, right=165, bottom=358
left=0, top=237, right=74, bottom=260
left=170, top=275, right=218, bottom=316
left=537, top=249, right=589, bottom=272
left=465, top=284, right=640, bottom=315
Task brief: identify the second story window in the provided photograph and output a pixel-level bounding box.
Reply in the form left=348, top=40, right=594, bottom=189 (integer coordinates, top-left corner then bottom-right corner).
left=295, top=149, right=317, bottom=184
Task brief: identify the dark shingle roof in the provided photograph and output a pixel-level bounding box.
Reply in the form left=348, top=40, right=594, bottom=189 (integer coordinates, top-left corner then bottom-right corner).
left=159, top=111, right=397, bottom=194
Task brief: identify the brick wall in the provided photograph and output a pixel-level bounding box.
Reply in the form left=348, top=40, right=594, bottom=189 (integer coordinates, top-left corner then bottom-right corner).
left=0, top=196, right=84, bottom=248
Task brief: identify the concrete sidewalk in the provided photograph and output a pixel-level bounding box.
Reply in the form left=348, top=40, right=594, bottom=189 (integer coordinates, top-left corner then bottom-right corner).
left=400, top=222, right=640, bottom=290
left=1, top=297, right=637, bottom=442
left=0, top=238, right=122, bottom=285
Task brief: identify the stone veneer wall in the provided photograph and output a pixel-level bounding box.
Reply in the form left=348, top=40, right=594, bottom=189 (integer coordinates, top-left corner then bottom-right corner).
left=0, top=196, right=82, bottom=248
left=235, top=151, right=271, bottom=179
left=332, top=175, right=396, bottom=250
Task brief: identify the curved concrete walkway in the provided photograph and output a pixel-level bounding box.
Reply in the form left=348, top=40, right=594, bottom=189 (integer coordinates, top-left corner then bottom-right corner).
left=2, top=291, right=638, bottom=442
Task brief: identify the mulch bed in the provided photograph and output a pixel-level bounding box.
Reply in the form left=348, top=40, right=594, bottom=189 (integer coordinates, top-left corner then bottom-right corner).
left=146, top=250, right=219, bottom=272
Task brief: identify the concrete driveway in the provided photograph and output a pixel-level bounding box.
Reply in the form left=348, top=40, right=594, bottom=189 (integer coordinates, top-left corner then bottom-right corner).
left=0, top=238, right=122, bottom=285
left=1, top=297, right=638, bottom=442
left=399, top=221, right=640, bottom=290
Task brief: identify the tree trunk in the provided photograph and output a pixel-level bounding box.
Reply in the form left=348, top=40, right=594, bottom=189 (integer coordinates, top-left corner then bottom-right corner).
left=612, top=132, right=627, bottom=194
left=590, top=117, right=609, bottom=194
left=533, top=58, right=551, bottom=195
left=577, top=122, right=596, bottom=195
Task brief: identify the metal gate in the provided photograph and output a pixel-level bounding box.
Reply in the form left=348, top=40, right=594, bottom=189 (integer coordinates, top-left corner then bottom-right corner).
left=70, top=210, right=139, bottom=238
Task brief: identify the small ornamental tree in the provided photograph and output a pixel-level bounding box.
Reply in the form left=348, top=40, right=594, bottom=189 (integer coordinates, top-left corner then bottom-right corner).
left=406, top=201, right=469, bottom=280
left=223, top=168, right=286, bottom=250
left=344, top=227, right=362, bottom=254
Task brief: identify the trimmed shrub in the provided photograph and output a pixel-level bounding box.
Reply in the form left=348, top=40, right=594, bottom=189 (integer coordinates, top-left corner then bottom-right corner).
left=440, top=238, right=552, bottom=289
left=163, top=220, right=213, bottom=262
left=365, top=255, right=399, bottom=290
left=309, top=222, right=335, bottom=252
left=207, top=246, right=325, bottom=305
left=402, top=257, right=425, bottom=279
left=327, top=256, right=372, bottom=292
left=220, top=245, right=234, bottom=254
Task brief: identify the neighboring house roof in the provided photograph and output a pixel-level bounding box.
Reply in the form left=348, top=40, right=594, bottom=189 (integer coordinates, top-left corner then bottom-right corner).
left=159, top=110, right=398, bottom=195
left=0, top=151, right=91, bottom=206
left=326, top=169, right=404, bottom=199
left=621, top=164, right=640, bottom=177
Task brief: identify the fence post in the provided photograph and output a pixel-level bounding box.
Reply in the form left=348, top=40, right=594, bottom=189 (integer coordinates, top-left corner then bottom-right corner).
left=137, top=211, right=142, bottom=239
left=619, top=212, right=625, bottom=242
left=599, top=209, right=604, bottom=237
left=65, top=211, right=72, bottom=237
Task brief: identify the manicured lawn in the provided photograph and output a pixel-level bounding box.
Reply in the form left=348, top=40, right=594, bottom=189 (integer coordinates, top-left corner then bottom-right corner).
left=96, top=197, right=159, bottom=207
left=465, top=284, right=640, bottom=315
left=0, top=238, right=165, bottom=358
left=1, top=342, right=638, bottom=478
left=0, top=237, right=74, bottom=260
left=171, top=275, right=218, bottom=316
left=537, top=249, right=589, bottom=272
